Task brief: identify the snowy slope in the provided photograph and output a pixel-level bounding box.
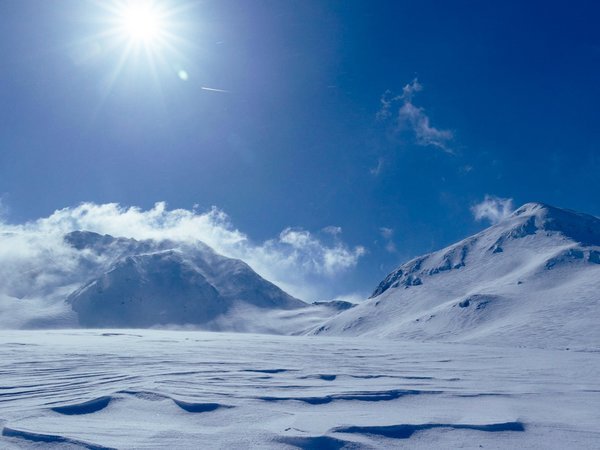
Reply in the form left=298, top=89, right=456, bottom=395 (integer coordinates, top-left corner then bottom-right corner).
left=66, top=231, right=306, bottom=328
left=312, top=203, right=600, bottom=349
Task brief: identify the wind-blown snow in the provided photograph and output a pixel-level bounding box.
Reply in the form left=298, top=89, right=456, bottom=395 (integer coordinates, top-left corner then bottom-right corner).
left=65, top=231, right=305, bottom=328
left=0, top=202, right=365, bottom=303
left=1, top=330, right=598, bottom=449
left=313, top=203, right=600, bottom=350
left=0, top=229, right=350, bottom=332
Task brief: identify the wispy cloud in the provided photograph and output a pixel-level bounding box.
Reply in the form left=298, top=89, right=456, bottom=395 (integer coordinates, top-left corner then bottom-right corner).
left=379, top=227, right=397, bottom=253
left=471, top=195, right=515, bottom=224
left=369, top=157, right=384, bottom=176
left=377, top=79, right=454, bottom=153
left=398, top=101, right=454, bottom=151
left=379, top=227, right=394, bottom=240
left=322, top=226, right=342, bottom=237
left=0, top=203, right=365, bottom=310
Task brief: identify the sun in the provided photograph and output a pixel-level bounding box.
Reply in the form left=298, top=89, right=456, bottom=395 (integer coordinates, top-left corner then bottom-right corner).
left=118, top=2, right=165, bottom=45
left=82, top=0, right=195, bottom=98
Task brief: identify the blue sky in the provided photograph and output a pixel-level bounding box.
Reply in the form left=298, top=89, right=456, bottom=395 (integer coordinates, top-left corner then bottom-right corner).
left=1, top=0, right=599, bottom=301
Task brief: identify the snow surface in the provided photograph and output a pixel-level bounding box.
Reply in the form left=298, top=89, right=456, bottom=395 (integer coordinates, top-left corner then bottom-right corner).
left=1, top=330, right=599, bottom=449
left=312, top=203, right=600, bottom=350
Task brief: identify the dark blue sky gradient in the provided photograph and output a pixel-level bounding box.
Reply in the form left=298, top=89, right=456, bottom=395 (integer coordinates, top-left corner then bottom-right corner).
left=1, top=0, right=599, bottom=296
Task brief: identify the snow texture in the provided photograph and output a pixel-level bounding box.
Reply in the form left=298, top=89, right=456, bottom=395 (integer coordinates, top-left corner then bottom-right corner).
left=0, top=330, right=598, bottom=449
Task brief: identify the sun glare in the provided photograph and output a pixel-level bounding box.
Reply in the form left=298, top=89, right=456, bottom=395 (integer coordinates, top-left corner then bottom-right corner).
left=119, top=3, right=164, bottom=44
left=87, top=0, right=193, bottom=94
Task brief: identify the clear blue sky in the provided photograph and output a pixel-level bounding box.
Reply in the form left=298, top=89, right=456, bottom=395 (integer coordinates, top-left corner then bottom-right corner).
left=1, top=0, right=599, bottom=299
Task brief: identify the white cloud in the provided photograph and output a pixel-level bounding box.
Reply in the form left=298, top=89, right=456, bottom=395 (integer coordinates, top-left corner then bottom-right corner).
left=263, top=227, right=365, bottom=278
left=401, top=78, right=423, bottom=100
left=398, top=102, right=454, bottom=151
left=379, top=227, right=397, bottom=253
left=377, top=79, right=454, bottom=153
left=322, top=226, right=342, bottom=237
left=0, top=202, right=366, bottom=304
left=379, top=227, right=394, bottom=240
left=376, top=90, right=394, bottom=121
left=471, top=195, right=515, bottom=224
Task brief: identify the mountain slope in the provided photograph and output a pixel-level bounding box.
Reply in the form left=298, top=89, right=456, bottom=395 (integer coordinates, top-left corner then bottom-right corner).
left=65, top=231, right=307, bottom=328
left=312, top=203, right=600, bottom=349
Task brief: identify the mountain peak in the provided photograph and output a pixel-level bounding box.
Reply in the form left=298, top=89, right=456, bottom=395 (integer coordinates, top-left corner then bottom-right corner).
left=65, top=230, right=306, bottom=328
left=508, top=202, right=600, bottom=246
left=511, top=202, right=551, bottom=216
left=315, top=203, right=600, bottom=348
left=368, top=203, right=599, bottom=299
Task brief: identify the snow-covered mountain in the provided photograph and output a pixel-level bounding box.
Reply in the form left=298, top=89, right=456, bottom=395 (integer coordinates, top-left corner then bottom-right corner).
left=0, top=230, right=346, bottom=330
left=65, top=231, right=307, bottom=328
left=312, top=203, right=600, bottom=349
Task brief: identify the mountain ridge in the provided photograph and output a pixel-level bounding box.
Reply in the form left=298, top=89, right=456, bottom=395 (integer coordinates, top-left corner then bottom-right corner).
left=64, top=230, right=308, bottom=328
left=312, top=202, right=600, bottom=349
left=369, top=202, right=599, bottom=299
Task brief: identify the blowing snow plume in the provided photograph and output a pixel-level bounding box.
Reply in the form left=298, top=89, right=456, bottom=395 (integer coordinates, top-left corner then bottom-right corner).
left=0, top=202, right=364, bottom=329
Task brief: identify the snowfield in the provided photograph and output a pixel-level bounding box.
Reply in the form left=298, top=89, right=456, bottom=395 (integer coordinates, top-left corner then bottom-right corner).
left=1, top=330, right=599, bottom=449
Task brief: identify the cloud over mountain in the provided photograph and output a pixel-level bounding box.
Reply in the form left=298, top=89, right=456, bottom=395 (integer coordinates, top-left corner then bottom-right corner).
left=0, top=202, right=365, bottom=305
left=471, top=195, right=515, bottom=224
